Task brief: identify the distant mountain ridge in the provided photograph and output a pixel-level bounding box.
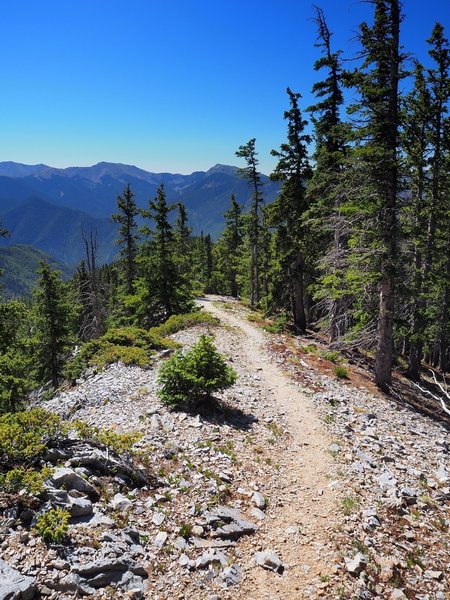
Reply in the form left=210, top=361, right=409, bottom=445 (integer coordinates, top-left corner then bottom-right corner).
left=0, top=161, right=279, bottom=229
left=0, top=160, right=280, bottom=273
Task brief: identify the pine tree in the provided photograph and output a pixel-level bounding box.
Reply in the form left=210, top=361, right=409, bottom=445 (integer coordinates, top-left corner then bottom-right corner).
left=236, top=139, right=264, bottom=306
left=269, top=88, right=312, bottom=332
left=77, top=228, right=105, bottom=340
left=0, top=300, right=31, bottom=413
left=403, top=62, right=433, bottom=379
left=425, top=23, right=450, bottom=372
left=174, top=202, right=192, bottom=258
left=112, top=184, right=140, bottom=295
left=138, top=184, right=193, bottom=325
left=307, top=7, right=348, bottom=341
left=220, top=195, right=245, bottom=297
left=349, top=0, right=402, bottom=391
left=33, top=262, right=74, bottom=388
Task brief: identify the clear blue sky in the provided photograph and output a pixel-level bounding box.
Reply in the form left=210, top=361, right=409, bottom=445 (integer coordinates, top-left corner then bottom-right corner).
left=1, top=0, right=449, bottom=174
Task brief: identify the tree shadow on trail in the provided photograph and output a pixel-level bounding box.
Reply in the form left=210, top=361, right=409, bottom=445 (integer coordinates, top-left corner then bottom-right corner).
left=182, top=397, right=258, bottom=431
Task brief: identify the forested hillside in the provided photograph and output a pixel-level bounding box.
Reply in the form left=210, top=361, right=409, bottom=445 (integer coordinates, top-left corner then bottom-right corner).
left=0, top=245, right=72, bottom=299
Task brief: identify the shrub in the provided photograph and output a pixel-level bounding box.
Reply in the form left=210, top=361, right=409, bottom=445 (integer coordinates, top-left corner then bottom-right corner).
left=0, top=352, right=32, bottom=414
left=158, top=335, right=237, bottom=407
left=334, top=365, right=349, bottom=379
left=150, top=311, right=219, bottom=338
left=0, top=466, right=53, bottom=495
left=34, top=507, right=70, bottom=543
left=64, top=326, right=176, bottom=380
left=73, top=421, right=142, bottom=454
left=261, top=313, right=289, bottom=334
left=0, top=408, right=66, bottom=467
left=320, top=350, right=341, bottom=363
left=91, top=344, right=151, bottom=369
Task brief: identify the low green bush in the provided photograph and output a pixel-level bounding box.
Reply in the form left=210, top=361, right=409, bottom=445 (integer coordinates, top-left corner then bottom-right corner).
left=0, top=466, right=53, bottom=495
left=158, top=335, right=237, bottom=407
left=73, top=421, right=142, bottom=454
left=34, top=507, right=70, bottom=543
left=65, top=326, right=176, bottom=380
left=261, top=313, right=289, bottom=334
left=150, top=311, right=219, bottom=338
left=334, top=365, right=349, bottom=379
left=320, top=350, right=341, bottom=363
left=0, top=408, right=66, bottom=467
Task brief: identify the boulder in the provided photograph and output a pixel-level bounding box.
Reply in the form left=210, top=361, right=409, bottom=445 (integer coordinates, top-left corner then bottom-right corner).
left=254, top=550, right=284, bottom=573
left=68, top=496, right=93, bottom=518
left=0, top=559, right=37, bottom=600
left=51, top=467, right=97, bottom=497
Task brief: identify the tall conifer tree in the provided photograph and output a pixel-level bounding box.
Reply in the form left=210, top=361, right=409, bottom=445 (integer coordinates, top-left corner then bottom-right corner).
left=270, top=88, right=312, bottom=332
left=139, top=184, right=192, bottom=325
left=307, top=7, right=347, bottom=341
left=350, top=0, right=402, bottom=390
left=236, top=139, right=264, bottom=307
left=34, top=262, right=73, bottom=388
left=112, top=184, right=140, bottom=295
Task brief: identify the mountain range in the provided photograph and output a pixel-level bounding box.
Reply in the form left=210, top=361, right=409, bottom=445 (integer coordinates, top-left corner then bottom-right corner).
left=0, top=161, right=280, bottom=298
left=0, top=161, right=280, bottom=239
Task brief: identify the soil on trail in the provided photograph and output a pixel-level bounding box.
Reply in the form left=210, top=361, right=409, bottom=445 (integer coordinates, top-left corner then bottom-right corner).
left=200, top=296, right=340, bottom=599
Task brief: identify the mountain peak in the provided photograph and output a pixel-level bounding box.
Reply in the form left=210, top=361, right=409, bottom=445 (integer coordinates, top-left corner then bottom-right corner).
left=206, top=164, right=238, bottom=176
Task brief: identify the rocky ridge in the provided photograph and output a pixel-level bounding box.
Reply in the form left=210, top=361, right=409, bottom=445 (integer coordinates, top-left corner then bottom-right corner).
left=0, top=296, right=449, bottom=599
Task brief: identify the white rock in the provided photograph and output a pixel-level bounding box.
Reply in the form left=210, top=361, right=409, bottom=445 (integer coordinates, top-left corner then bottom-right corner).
left=111, top=493, right=132, bottom=512
left=345, top=552, right=367, bottom=576
left=154, top=531, right=168, bottom=548
left=252, top=491, right=266, bottom=509
left=250, top=508, right=266, bottom=521
left=254, top=550, right=284, bottom=573
left=152, top=512, right=165, bottom=526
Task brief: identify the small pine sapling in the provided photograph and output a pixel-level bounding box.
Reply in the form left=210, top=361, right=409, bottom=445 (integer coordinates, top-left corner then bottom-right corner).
left=157, top=335, right=237, bottom=407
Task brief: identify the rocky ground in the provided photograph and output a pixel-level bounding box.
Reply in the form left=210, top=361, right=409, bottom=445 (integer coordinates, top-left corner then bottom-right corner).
left=0, top=296, right=449, bottom=599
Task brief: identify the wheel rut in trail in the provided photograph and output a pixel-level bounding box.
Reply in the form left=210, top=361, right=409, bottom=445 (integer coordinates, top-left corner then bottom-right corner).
left=199, top=297, right=340, bottom=600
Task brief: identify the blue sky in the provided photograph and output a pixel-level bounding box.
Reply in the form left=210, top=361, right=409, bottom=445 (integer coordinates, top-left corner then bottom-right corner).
left=1, top=0, right=449, bottom=174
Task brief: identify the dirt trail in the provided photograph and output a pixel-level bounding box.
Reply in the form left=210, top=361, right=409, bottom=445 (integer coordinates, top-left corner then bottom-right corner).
left=199, top=297, right=340, bottom=600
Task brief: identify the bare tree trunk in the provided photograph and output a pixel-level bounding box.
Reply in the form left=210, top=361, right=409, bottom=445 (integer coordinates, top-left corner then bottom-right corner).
left=293, top=251, right=307, bottom=333
left=330, top=209, right=344, bottom=342
left=439, top=241, right=450, bottom=373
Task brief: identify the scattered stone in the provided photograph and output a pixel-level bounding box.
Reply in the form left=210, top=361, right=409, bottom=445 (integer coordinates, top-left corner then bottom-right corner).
left=151, top=512, right=165, bottom=526
left=154, top=531, right=168, bottom=548
left=68, top=496, right=93, bottom=518
left=377, top=471, right=397, bottom=493
left=390, top=590, right=407, bottom=600
left=254, top=550, right=284, bottom=573
left=285, top=525, right=299, bottom=535
left=111, top=493, right=133, bottom=512
left=423, top=570, right=443, bottom=581
left=50, top=467, right=96, bottom=496
left=345, top=553, right=367, bottom=576
left=250, top=507, right=266, bottom=521
left=252, top=491, right=266, bottom=509
left=329, top=443, right=341, bottom=454
left=191, top=525, right=204, bottom=536
left=220, top=564, right=243, bottom=586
